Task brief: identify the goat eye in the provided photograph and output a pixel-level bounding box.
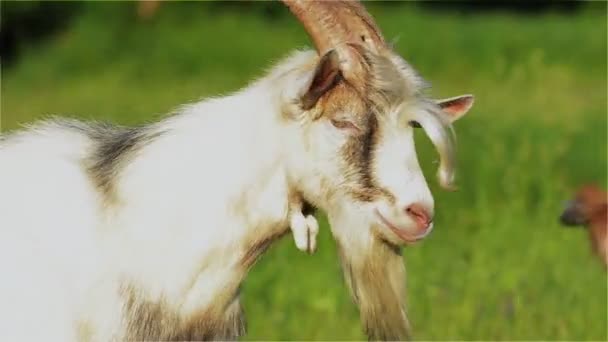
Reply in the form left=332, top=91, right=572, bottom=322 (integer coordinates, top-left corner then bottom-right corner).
left=331, top=119, right=359, bottom=132
left=409, top=120, right=421, bottom=128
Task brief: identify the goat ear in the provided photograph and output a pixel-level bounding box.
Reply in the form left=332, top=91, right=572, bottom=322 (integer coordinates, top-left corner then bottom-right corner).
left=436, top=95, right=474, bottom=123
left=301, top=50, right=342, bottom=110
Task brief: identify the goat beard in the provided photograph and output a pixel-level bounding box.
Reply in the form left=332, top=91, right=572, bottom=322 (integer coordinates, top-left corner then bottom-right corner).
left=333, top=228, right=411, bottom=341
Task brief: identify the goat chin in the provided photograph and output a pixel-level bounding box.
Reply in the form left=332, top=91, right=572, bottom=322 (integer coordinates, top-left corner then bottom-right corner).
left=0, top=50, right=324, bottom=341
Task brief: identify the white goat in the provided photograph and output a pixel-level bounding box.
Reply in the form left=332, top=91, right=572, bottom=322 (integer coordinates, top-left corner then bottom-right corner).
left=0, top=1, right=474, bottom=340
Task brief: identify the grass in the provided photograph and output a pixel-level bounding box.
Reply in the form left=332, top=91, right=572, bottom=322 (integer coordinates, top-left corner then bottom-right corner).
left=1, top=2, right=607, bottom=340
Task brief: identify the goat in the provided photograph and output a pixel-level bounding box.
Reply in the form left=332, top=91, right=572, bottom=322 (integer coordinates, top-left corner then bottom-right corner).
left=0, top=1, right=474, bottom=340
left=560, top=184, right=608, bottom=269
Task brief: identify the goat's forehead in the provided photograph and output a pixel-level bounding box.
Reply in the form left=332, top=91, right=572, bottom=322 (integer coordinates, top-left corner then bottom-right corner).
left=330, top=60, right=418, bottom=115
left=364, top=52, right=424, bottom=114
left=320, top=82, right=367, bottom=119
left=285, top=49, right=429, bottom=124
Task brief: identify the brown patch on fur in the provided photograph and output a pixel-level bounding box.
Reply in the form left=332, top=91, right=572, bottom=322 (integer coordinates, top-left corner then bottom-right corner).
left=561, top=184, right=608, bottom=268
left=336, top=235, right=410, bottom=340
left=122, top=284, right=245, bottom=341
left=302, top=50, right=343, bottom=110
left=589, top=210, right=608, bottom=268
left=241, top=228, right=290, bottom=269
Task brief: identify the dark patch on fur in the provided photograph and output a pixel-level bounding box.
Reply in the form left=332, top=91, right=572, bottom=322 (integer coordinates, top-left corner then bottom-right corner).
left=344, top=113, right=379, bottom=202
left=302, top=49, right=343, bottom=110
left=88, top=124, right=162, bottom=201
left=122, top=284, right=245, bottom=341
left=58, top=119, right=163, bottom=202
left=241, top=229, right=289, bottom=269
left=301, top=200, right=317, bottom=217
left=341, top=113, right=393, bottom=203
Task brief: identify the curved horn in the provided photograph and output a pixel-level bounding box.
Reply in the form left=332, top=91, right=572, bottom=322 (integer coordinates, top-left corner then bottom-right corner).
left=281, top=0, right=388, bottom=56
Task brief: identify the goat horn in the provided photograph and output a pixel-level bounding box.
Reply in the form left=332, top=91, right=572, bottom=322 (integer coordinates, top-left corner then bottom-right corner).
left=281, top=0, right=388, bottom=56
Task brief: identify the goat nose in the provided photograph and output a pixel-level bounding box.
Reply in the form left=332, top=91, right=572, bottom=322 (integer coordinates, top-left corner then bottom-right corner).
left=405, top=203, right=433, bottom=229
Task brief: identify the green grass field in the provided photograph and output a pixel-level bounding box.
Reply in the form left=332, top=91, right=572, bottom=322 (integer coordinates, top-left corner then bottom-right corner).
left=2, top=2, right=606, bottom=340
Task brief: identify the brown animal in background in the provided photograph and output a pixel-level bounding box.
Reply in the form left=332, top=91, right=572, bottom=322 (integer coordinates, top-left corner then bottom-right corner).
left=137, top=0, right=162, bottom=20
left=560, top=184, right=608, bottom=268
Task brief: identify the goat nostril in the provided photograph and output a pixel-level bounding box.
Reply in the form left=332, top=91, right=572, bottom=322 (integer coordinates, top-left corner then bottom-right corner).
left=405, top=203, right=432, bottom=226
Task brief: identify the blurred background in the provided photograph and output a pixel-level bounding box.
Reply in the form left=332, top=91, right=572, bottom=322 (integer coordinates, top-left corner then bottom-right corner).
left=1, top=0, right=606, bottom=340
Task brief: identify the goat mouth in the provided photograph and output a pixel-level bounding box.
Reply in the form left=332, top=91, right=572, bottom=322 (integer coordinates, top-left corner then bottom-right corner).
left=374, top=209, right=432, bottom=244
